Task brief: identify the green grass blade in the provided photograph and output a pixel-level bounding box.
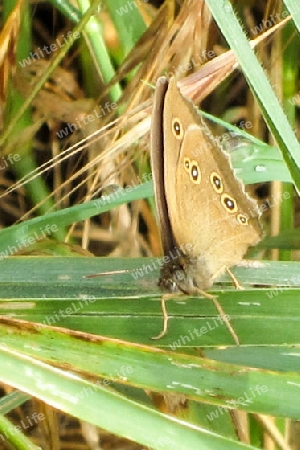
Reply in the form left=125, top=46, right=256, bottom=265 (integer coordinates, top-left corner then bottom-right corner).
left=0, top=182, right=152, bottom=254
left=284, top=0, right=300, bottom=32
left=49, top=0, right=82, bottom=22
left=0, top=391, right=31, bottom=414
left=0, top=256, right=299, bottom=347
left=104, top=0, right=147, bottom=57
left=203, top=112, right=292, bottom=183
left=77, top=0, right=122, bottom=100
left=0, top=411, right=41, bottom=450
left=0, top=345, right=258, bottom=450
left=0, top=315, right=300, bottom=420
left=0, top=0, right=102, bottom=148
left=205, top=0, right=300, bottom=193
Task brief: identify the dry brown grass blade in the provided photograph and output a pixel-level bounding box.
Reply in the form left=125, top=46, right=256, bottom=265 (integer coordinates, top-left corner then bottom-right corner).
left=0, top=0, right=23, bottom=103
left=101, top=0, right=211, bottom=119
left=254, top=414, right=292, bottom=450
left=120, top=0, right=211, bottom=113
left=16, top=60, right=95, bottom=125
left=179, top=14, right=291, bottom=103
left=4, top=17, right=288, bottom=217
left=100, top=1, right=175, bottom=104
left=1, top=108, right=150, bottom=223
left=2, top=2, right=291, bottom=229
left=104, top=1, right=288, bottom=131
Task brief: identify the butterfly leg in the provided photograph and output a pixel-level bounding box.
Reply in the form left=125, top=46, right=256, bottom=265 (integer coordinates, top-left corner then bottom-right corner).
left=151, top=292, right=183, bottom=340
left=152, top=289, right=240, bottom=345
left=196, top=289, right=240, bottom=346
left=226, top=267, right=244, bottom=290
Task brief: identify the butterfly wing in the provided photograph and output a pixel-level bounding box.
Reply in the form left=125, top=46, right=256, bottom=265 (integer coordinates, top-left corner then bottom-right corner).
left=150, top=77, right=176, bottom=256
left=162, top=78, right=262, bottom=289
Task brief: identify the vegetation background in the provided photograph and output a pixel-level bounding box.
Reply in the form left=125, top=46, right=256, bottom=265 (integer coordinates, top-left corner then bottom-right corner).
left=0, top=0, right=300, bottom=449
